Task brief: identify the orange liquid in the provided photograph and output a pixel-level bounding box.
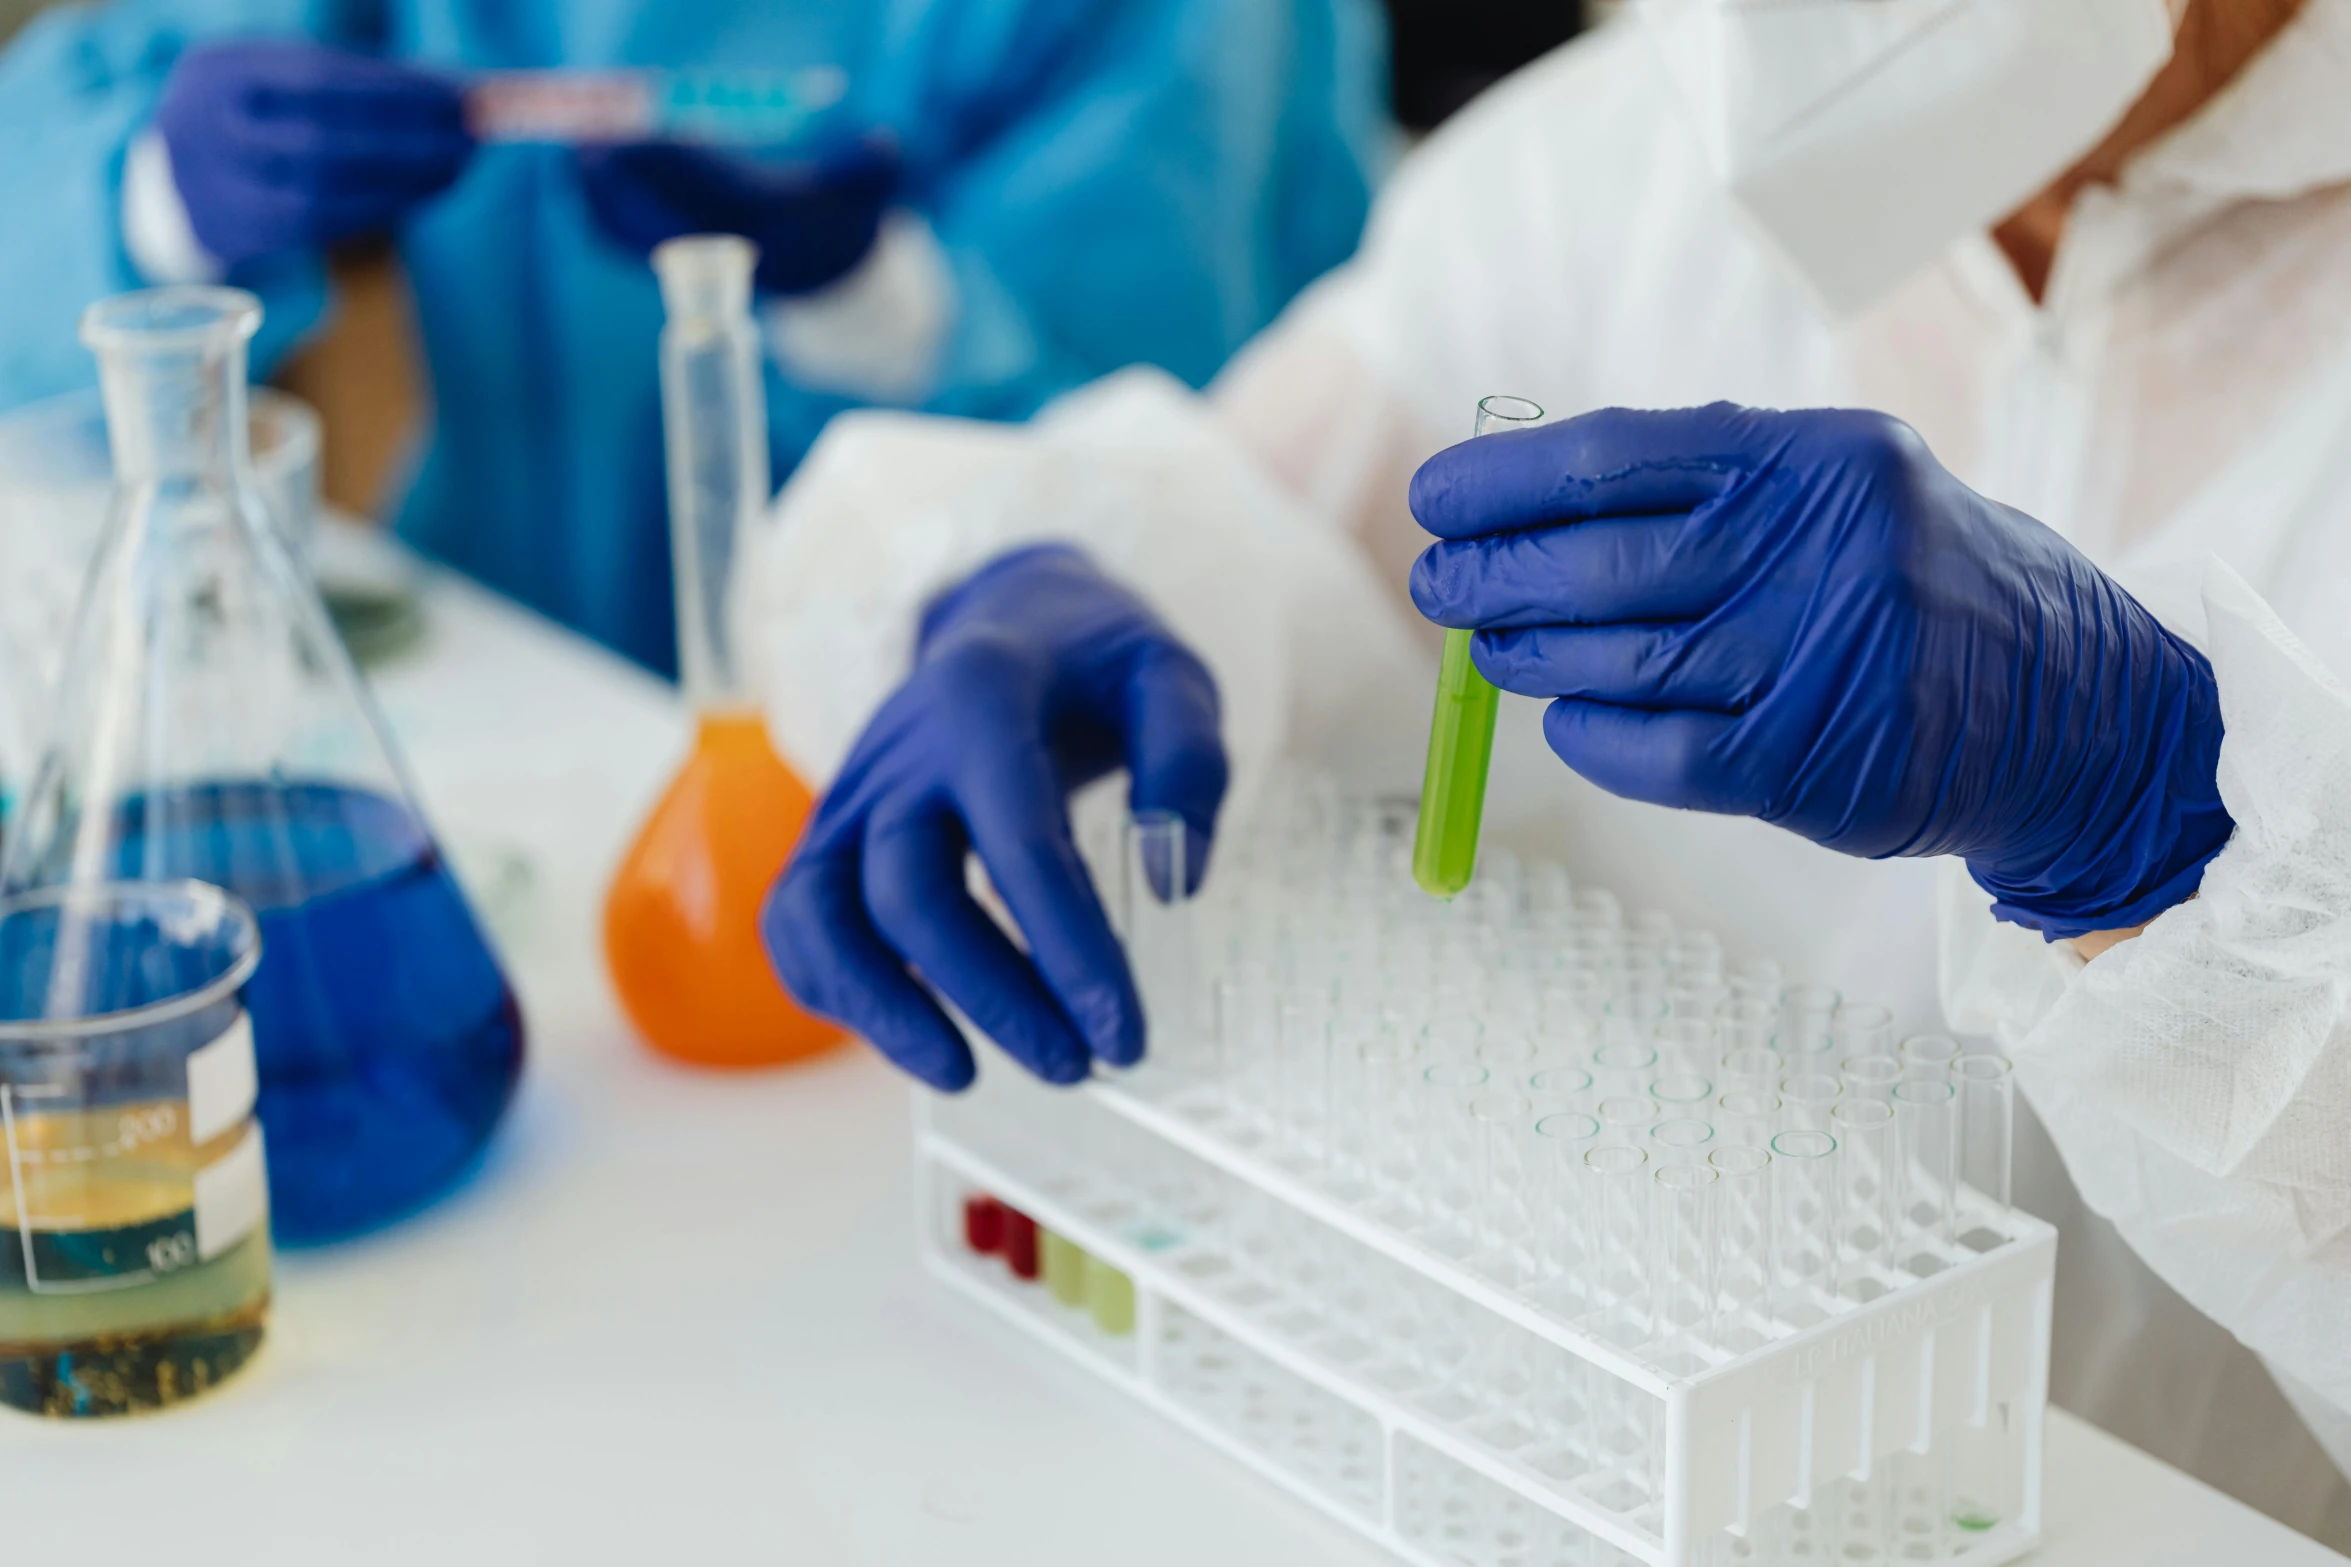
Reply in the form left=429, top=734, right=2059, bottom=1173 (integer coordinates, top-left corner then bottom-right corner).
left=603, top=709, right=847, bottom=1068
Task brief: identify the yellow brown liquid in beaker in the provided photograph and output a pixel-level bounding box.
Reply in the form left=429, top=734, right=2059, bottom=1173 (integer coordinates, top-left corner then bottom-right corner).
left=0, top=1099, right=269, bottom=1417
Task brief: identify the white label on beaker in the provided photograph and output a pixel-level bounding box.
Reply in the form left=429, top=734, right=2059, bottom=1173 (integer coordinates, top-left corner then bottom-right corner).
left=187, top=1011, right=257, bottom=1147
left=194, top=1121, right=268, bottom=1260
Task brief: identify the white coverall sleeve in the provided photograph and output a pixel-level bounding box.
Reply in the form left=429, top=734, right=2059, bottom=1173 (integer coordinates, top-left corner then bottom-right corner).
left=1941, top=556, right=2351, bottom=1469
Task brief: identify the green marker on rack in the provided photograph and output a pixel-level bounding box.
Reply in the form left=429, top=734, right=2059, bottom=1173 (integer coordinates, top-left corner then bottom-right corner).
left=1412, top=395, right=1544, bottom=900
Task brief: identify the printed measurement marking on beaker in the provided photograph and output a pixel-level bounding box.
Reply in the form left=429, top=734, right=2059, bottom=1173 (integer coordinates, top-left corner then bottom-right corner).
left=2, top=1082, right=189, bottom=1294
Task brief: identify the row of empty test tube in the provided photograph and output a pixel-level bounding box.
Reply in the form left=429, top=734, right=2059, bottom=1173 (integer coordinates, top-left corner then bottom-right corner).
left=1106, top=783, right=2021, bottom=1372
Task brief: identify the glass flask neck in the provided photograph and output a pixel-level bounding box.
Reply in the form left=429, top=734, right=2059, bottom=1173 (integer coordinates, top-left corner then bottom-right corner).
left=83, top=287, right=262, bottom=488
left=654, top=236, right=768, bottom=713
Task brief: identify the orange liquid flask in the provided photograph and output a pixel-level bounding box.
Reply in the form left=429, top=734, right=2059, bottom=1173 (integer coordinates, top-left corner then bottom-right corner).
left=603, top=235, right=845, bottom=1069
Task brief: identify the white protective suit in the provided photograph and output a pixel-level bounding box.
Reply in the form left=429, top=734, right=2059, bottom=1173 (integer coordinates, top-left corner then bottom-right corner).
left=745, top=1, right=2351, bottom=1544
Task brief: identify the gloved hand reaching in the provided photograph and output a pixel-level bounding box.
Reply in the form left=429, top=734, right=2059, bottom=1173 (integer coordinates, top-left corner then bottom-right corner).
left=577, top=134, right=898, bottom=297
left=1408, top=403, right=2234, bottom=938
left=762, top=544, right=1228, bottom=1090
left=153, top=41, right=474, bottom=269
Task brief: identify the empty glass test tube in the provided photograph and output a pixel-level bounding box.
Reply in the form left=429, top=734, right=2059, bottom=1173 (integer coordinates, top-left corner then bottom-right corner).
left=1650, top=1163, right=1720, bottom=1373
left=1779, top=1071, right=1842, bottom=1132
left=1777, top=982, right=1840, bottom=1059
left=1727, top=956, right=1784, bottom=1004
left=1473, top=1093, right=1543, bottom=1283
left=1277, top=997, right=1332, bottom=1164
left=1956, top=1052, right=2016, bottom=1226
left=1899, top=1031, right=1962, bottom=1082
left=1412, top=393, right=1544, bottom=899
left=1893, top=1077, right=1959, bottom=1262
left=1417, top=1061, right=1491, bottom=1254
left=1124, top=809, right=1202, bottom=1075
left=1710, top=1145, right=1774, bottom=1351
left=1656, top=1019, right=1717, bottom=1075
left=1719, top=997, right=1776, bottom=1053
left=1591, top=1040, right=1659, bottom=1098
left=1650, top=1073, right=1714, bottom=1114
left=1716, top=1089, right=1780, bottom=1149
left=1769, top=1129, right=1839, bottom=1327
left=1533, top=1112, right=1602, bottom=1301
left=1527, top=1065, right=1593, bottom=1115
left=1583, top=1144, right=1652, bottom=1348
left=1840, top=1053, right=1904, bottom=1104
left=1719, top=1046, right=1780, bottom=1094
left=1648, top=1116, right=1716, bottom=1167
left=1829, top=1098, right=1898, bottom=1296
left=1829, top=1002, right=1894, bottom=1060
left=1216, top=975, right=1279, bottom=1141
left=1355, top=1031, right=1423, bottom=1219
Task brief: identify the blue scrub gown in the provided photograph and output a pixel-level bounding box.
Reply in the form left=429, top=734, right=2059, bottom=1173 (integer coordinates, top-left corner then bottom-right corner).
left=0, top=0, right=1388, bottom=672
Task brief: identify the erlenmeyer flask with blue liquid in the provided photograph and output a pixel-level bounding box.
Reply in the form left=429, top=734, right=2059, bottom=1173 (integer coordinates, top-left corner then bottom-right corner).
left=0, top=287, right=523, bottom=1244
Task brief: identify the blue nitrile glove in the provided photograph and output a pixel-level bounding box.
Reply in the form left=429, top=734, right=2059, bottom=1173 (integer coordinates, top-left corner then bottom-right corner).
left=153, top=41, right=474, bottom=269
left=763, top=544, right=1227, bottom=1090
left=1408, top=403, right=2235, bottom=939
left=576, top=134, right=898, bottom=297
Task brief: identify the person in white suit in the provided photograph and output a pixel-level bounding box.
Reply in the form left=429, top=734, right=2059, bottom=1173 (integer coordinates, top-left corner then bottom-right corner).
left=750, top=0, right=2351, bottom=1539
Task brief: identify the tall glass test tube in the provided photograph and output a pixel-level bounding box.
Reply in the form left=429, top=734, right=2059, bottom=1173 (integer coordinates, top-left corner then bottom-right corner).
left=1412, top=395, right=1543, bottom=898
left=1124, top=809, right=1201, bottom=1078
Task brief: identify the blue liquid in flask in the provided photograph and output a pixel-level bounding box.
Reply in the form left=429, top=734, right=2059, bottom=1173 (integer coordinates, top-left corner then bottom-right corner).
left=112, top=781, right=524, bottom=1244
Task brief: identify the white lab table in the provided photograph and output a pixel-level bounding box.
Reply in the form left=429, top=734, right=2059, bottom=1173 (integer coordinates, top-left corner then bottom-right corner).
left=3, top=570, right=2341, bottom=1566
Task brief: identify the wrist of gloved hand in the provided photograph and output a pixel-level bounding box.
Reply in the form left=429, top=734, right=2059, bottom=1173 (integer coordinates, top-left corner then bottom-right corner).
left=1962, top=636, right=2233, bottom=939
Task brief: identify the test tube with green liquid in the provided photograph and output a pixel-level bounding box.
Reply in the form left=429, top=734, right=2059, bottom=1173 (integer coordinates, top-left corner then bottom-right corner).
left=1412, top=395, right=1544, bottom=898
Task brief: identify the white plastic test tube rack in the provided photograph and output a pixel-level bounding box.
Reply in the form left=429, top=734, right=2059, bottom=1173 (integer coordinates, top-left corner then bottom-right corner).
left=915, top=780, right=2054, bottom=1567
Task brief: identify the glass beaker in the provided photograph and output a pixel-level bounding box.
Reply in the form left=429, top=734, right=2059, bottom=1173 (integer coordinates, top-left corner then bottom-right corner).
left=0, top=881, right=271, bottom=1417
left=0, top=287, right=523, bottom=1245
left=602, top=236, right=845, bottom=1069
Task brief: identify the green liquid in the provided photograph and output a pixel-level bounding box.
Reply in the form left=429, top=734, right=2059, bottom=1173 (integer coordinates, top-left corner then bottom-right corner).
left=1085, top=1257, right=1136, bottom=1337
left=1041, top=1230, right=1088, bottom=1309
left=1412, top=627, right=1500, bottom=899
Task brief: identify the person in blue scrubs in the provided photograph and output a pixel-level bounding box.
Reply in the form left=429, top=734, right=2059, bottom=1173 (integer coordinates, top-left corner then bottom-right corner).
left=0, top=0, right=1388, bottom=673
